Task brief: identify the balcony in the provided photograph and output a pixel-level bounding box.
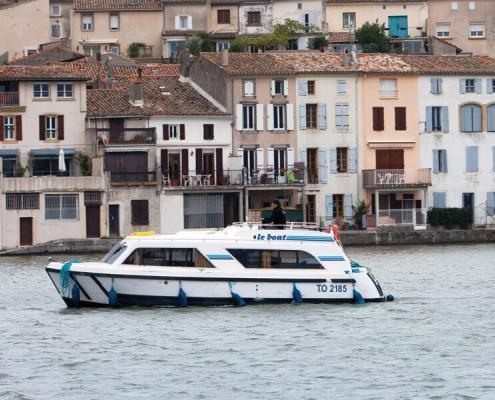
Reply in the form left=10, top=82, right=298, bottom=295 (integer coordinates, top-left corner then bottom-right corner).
left=110, top=171, right=157, bottom=186
left=98, top=128, right=156, bottom=145
left=362, top=168, right=431, bottom=189
left=0, top=92, right=20, bottom=106
left=0, top=175, right=105, bottom=192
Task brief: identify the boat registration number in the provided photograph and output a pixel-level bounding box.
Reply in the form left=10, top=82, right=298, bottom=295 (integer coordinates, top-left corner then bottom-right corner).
left=316, top=284, right=347, bottom=293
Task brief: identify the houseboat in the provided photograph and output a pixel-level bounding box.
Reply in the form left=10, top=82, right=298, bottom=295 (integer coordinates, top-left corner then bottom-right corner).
left=45, top=223, right=387, bottom=307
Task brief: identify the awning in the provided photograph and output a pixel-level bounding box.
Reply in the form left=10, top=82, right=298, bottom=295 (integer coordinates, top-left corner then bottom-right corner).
left=0, top=149, right=19, bottom=157
left=30, top=148, right=76, bottom=156
left=105, top=147, right=148, bottom=153
left=367, top=141, right=416, bottom=148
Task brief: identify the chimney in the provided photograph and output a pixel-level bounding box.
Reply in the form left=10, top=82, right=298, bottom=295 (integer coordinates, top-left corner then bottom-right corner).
left=221, top=49, right=229, bottom=67
left=179, top=48, right=191, bottom=77
left=129, top=68, right=144, bottom=107
left=342, top=49, right=351, bottom=67
left=96, top=52, right=102, bottom=63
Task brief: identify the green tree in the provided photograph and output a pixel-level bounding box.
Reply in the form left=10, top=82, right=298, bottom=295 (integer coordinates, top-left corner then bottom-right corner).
left=308, top=36, right=329, bottom=51
left=354, top=21, right=390, bottom=53
left=352, top=201, right=370, bottom=230
left=127, top=42, right=145, bottom=58
left=186, top=33, right=213, bottom=56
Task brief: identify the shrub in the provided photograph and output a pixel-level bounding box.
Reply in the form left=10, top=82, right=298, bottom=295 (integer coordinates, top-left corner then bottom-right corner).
left=127, top=42, right=145, bottom=58
left=427, top=208, right=473, bottom=230
left=308, top=36, right=329, bottom=51
left=76, top=152, right=92, bottom=176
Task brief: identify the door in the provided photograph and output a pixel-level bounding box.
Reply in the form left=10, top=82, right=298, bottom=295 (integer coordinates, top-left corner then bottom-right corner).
left=306, top=195, right=316, bottom=223
left=19, top=217, right=33, bottom=246
left=462, top=193, right=474, bottom=209
left=203, top=152, right=214, bottom=184
left=109, top=118, right=124, bottom=143
left=376, top=149, right=404, bottom=169
left=274, top=148, right=286, bottom=176
left=169, top=153, right=181, bottom=186
left=86, top=205, right=101, bottom=238
left=307, top=148, right=318, bottom=183
left=388, top=16, right=408, bottom=38
left=109, top=204, right=120, bottom=237
left=243, top=149, right=256, bottom=180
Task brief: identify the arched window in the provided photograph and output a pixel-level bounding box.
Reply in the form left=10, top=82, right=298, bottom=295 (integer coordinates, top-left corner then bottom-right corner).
left=487, top=104, right=495, bottom=132
left=460, top=104, right=482, bottom=132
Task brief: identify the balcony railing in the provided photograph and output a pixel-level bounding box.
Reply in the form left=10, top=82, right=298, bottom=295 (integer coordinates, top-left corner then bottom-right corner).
left=362, top=168, right=431, bottom=188
left=162, top=168, right=305, bottom=188
left=98, top=128, right=156, bottom=145
left=110, top=171, right=156, bottom=184
left=0, top=92, right=20, bottom=106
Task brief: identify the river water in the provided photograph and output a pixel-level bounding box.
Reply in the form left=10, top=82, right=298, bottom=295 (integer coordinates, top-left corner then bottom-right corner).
left=1, top=244, right=494, bottom=400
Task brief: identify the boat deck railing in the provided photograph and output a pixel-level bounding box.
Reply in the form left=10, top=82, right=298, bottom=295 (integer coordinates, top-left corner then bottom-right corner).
left=231, top=222, right=324, bottom=231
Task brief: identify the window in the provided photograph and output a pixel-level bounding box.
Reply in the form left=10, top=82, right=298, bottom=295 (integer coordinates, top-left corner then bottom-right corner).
left=395, top=107, right=407, bottom=130
left=333, top=194, right=344, bottom=217
left=335, top=104, right=349, bottom=128
left=242, top=105, right=255, bottom=130
left=431, top=106, right=442, bottom=132
left=247, top=11, right=261, bottom=26
left=227, top=249, right=323, bottom=269
left=109, top=13, right=119, bottom=31
left=433, top=149, right=448, bottom=173
left=451, top=1, right=458, bottom=10
left=243, top=80, right=255, bottom=97
left=51, top=4, right=61, bottom=16
left=81, top=14, right=93, bottom=31
left=342, top=12, right=355, bottom=28
left=336, top=147, right=348, bottom=173
left=380, top=78, right=397, bottom=98
left=56, top=83, right=73, bottom=98
left=83, top=45, right=100, bottom=56
left=469, top=23, right=485, bottom=38
left=372, top=107, right=384, bottom=131
left=168, top=124, right=179, bottom=139
left=45, top=116, right=57, bottom=139
left=304, top=13, right=310, bottom=28
left=167, top=40, right=186, bottom=58
left=431, top=77, right=443, bottom=94
left=3, top=116, right=15, bottom=140
left=337, top=80, right=347, bottom=95
left=6, top=193, right=39, bottom=210
left=51, top=24, right=61, bottom=38
left=436, top=23, right=451, bottom=38
left=272, top=79, right=284, bottom=96
left=488, top=104, right=495, bottom=132
left=124, top=248, right=213, bottom=267
left=179, top=16, right=188, bottom=29
left=131, top=199, right=149, bottom=225
left=34, top=83, right=50, bottom=98
left=217, top=9, right=230, bottom=24
left=307, top=80, right=315, bottom=95
left=109, top=45, right=119, bottom=55
left=272, top=104, right=286, bottom=130
left=32, top=155, right=68, bottom=176
left=102, top=243, right=127, bottom=264
left=273, top=148, right=286, bottom=172
left=466, top=146, right=479, bottom=172
left=462, top=193, right=474, bottom=209
left=216, top=41, right=230, bottom=52
left=462, top=78, right=476, bottom=93
left=203, top=124, right=214, bottom=140
left=45, top=194, right=78, bottom=220
left=468, top=1, right=476, bottom=10
left=2, top=157, right=17, bottom=177
left=306, top=104, right=318, bottom=129
left=460, top=104, right=482, bottom=132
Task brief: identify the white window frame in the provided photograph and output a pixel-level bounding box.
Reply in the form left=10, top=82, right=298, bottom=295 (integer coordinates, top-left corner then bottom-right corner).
left=468, top=1, right=476, bottom=10
left=469, top=23, right=485, bottom=38
left=273, top=104, right=286, bottom=130
left=179, top=16, right=188, bottom=29
left=243, top=79, right=255, bottom=97
left=169, top=124, right=179, bottom=139
left=3, top=116, right=15, bottom=140
left=45, top=116, right=57, bottom=139
left=56, top=83, right=73, bottom=98
left=437, top=149, right=448, bottom=173
left=465, top=79, right=476, bottom=93
left=451, top=1, right=458, bottom=10
left=337, top=80, right=347, bottom=95
left=81, top=14, right=93, bottom=31
left=51, top=4, right=61, bottom=16
left=343, top=12, right=355, bottom=29
left=273, top=148, right=287, bottom=171
left=273, top=79, right=284, bottom=96
left=242, top=104, right=255, bottom=130
left=436, top=23, right=451, bottom=38
left=109, top=12, right=120, bottom=31
left=431, top=106, right=443, bottom=132
left=34, top=82, right=50, bottom=98
left=216, top=41, right=230, bottom=52
left=109, top=45, right=120, bottom=54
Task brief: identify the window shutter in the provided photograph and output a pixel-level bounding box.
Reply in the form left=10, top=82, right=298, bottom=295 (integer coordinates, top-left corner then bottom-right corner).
left=267, top=104, right=274, bottom=131
left=432, top=149, right=439, bottom=174
left=187, top=15, right=192, bottom=29
left=283, top=79, right=289, bottom=96
left=256, top=147, right=264, bottom=170
left=287, top=147, right=294, bottom=169
left=271, top=80, right=276, bottom=96
left=236, top=104, right=243, bottom=131
left=349, top=147, right=357, bottom=173
left=395, top=107, right=406, bottom=130
left=319, top=148, right=327, bottom=183
left=178, top=124, right=185, bottom=140
left=344, top=194, right=352, bottom=219
left=466, top=146, right=478, bottom=172
left=57, top=115, right=64, bottom=140
left=267, top=147, right=274, bottom=168
left=329, top=147, right=337, bottom=173
left=195, top=148, right=203, bottom=174
left=286, top=104, right=294, bottom=130
left=487, top=105, right=495, bottom=132
left=431, top=78, right=438, bottom=94
left=425, top=106, right=433, bottom=133
left=438, top=78, right=443, bottom=94
left=39, top=115, right=46, bottom=140
left=488, top=79, right=494, bottom=94
left=460, top=79, right=466, bottom=94
left=15, top=115, right=22, bottom=141
left=318, top=103, right=326, bottom=130
left=473, top=106, right=482, bottom=132
left=461, top=106, right=471, bottom=132
left=162, top=124, right=169, bottom=140
left=299, top=149, right=306, bottom=165
left=181, top=148, right=189, bottom=178
left=161, top=149, right=168, bottom=176
left=373, top=107, right=384, bottom=131
left=487, top=192, right=495, bottom=213
left=441, top=150, right=448, bottom=173
left=475, top=79, right=482, bottom=94
left=325, top=195, right=333, bottom=219
left=256, top=104, right=264, bottom=130
left=298, top=80, right=308, bottom=96
left=131, top=200, right=149, bottom=226
left=442, top=106, right=449, bottom=133
left=175, top=15, right=180, bottom=29
left=493, top=146, right=495, bottom=172
left=299, top=104, right=306, bottom=129
left=215, top=148, right=223, bottom=184
left=433, top=192, right=446, bottom=208
left=0, top=117, right=3, bottom=141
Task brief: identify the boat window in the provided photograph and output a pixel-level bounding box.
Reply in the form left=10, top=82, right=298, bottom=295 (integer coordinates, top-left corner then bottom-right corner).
left=101, top=243, right=128, bottom=264
left=122, top=248, right=214, bottom=268
left=227, top=249, right=323, bottom=269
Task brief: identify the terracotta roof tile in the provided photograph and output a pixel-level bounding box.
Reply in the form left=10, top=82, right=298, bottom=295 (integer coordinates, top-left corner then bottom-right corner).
left=0, top=65, right=88, bottom=80
left=9, top=47, right=85, bottom=66
left=328, top=32, right=351, bottom=43
left=327, top=0, right=424, bottom=3
left=74, top=0, right=162, bottom=11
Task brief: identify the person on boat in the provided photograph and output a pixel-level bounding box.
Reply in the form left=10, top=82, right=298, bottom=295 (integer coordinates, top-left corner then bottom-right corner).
left=262, top=200, right=287, bottom=229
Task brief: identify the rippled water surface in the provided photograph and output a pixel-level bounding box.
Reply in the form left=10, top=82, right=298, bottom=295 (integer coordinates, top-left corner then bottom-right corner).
left=1, top=244, right=495, bottom=400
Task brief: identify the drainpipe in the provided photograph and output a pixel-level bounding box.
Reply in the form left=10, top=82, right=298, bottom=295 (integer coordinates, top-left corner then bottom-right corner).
left=355, top=74, right=360, bottom=203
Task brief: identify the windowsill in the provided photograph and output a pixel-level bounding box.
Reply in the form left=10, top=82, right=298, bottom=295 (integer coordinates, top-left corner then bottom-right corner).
left=239, top=130, right=257, bottom=133
left=3, top=139, right=18, bottom=143
left=379, top=96, right=398, bottom=100
left=110, top=29, right=120, bottom=32
left=271, top=129, right=289, bottom=133
left=436, top=36, right=452, bottom=40
left=43, top=138, right=60, bottom=142
left=469, top=37, right=486, bottom=40
left=246, top=24, right=262, bottom=27
left=56, top=97, right=75, bottom=101
left=81, top=30, right=94, bottom=32
left=33, top=98, right=51, bottom=101
left=242, top=95, right=256, bottom=99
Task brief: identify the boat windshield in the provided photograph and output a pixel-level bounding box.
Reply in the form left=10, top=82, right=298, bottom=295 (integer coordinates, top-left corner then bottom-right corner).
left=101, top=242, right=128, bottom=264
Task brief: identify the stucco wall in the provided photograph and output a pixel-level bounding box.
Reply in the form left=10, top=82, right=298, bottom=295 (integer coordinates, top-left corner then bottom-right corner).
left=209, top=5, right=239, bottom=32
left=160, top=192, right=184, bottom=234
left=163, top=4, right=207, bottom=31
left=272, top=0, right=323, bottom=30
left=238, top=2, right=273, bottom=35
left=189, top=57, right=230, bottom=109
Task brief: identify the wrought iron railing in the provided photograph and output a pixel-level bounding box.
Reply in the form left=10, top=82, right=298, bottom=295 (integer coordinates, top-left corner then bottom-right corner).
left=98, top=128, right=156, bottom=144
left=0, top=92, right=20, bottom=106
left=362, top=168, right=431, bottom=188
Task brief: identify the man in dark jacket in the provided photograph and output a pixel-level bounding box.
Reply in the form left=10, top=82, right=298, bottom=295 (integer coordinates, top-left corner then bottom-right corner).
left=262, top=199, right=287, bottom=228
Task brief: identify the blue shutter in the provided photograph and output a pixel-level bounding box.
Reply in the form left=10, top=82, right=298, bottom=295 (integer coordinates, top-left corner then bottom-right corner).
left=487, top=105, right=495, bottom=132
left=298, top=80, right=308, bottom=96
left=325, top=195, right=333, bottom=219
left=460, top=79, right=466, bottom=94
left=475, top=79, right=482, bottom=94
left=438, top=78, right=443, bottom=94
left=442, top=106, right=449, bottom=133
left=493, top=146, right=495, bottom=172
left=461, top=106, right=472, bottom=132
left=319, top=148, right=328, bottom=183
left=487, top=192, right=495, bottom=209
left=473, top=105, right=482, bottom=132
left=433, top=192, right=446, bottom=208
left=432, top=149, right=439, bottom=174
left=441, top=150, right=448, bottom=173
left=349, top=148, right=357, bottom=173
left=344, top=194, right=353, bottom=219
left=299, top=104, right=306, bottom=129
left=299, top=149, right=307, bottom=166
left=425, top=106, right=433, bottom=133
left=466, top=146, right=479, bottom=172
left=329, top=147, right=337, bottom=173
left=318, top=103, right=327, bottom=130
left=430, top=78, right=437, bottom=94
left=487, top=79, right=494, bottom=94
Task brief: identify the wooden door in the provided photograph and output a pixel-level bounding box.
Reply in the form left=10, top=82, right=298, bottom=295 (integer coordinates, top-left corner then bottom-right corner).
left=306, top=195, right=316, bottom=222
left=109, top=118, right=124, bottom=143
left=203, top=152, right=214, bottom=184
left=169, top=153, right=181, bottom=186
left=109, top=204, right=120, bottom=236
left=86, top=205, right=101, bottom=238
left=19, top=217, right=33, bottom=246
left=307, top=148, right=318, bottom=183
left=376, top=150, right=404, bottom=169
